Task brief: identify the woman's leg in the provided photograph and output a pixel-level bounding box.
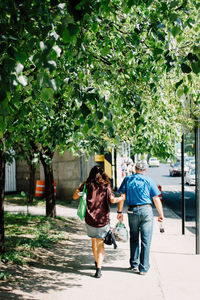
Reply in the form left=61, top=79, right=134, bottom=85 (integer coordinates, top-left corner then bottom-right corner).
left=91, top=238, right=98, bottom=264
left=96, top=238, right=105, bottom=268
left=92, top=238, right=104, bottom=278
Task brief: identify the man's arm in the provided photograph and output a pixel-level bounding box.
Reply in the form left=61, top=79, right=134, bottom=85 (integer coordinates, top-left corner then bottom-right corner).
left=153, top=196, right=164, bottom=222
left=117, top=193, right=125, bottom=221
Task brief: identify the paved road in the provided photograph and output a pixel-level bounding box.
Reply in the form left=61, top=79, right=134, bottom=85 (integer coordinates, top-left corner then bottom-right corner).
left=147, top=163, right=195, bottom=221
left=147, top=163, right=181, bottom=186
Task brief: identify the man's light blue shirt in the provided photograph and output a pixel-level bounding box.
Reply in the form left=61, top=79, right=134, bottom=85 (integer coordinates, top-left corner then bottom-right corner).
left=118, top=173, right=160, bottom=206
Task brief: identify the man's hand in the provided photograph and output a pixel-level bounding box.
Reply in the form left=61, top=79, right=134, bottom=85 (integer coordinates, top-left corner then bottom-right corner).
left=117, top=213, right=123, bottom=221
left=158, top=215, right=164, bottom=222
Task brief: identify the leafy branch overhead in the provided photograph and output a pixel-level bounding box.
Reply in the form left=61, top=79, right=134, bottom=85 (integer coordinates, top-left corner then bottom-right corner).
left=0, top=0, right=200, bottom=157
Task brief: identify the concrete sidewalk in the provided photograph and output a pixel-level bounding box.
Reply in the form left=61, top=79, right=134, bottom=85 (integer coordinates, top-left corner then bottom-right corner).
left=4, top=204, right=200, bottom=300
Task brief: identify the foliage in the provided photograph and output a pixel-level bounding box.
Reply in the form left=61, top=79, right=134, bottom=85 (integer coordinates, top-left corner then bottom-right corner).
left=0, top=0, right=199, bottom=158
left=0, top=271, right=12, bottom=281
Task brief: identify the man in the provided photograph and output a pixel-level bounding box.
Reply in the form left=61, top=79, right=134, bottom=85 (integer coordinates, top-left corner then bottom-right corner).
left=117, top=160, right=164, bottom=275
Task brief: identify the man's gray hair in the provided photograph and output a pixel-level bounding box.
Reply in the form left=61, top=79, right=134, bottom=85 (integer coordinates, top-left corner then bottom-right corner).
left=135, top=160, right=148, bottom=170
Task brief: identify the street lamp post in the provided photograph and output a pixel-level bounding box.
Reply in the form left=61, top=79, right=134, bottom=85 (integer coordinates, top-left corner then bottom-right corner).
left=181, top=134, right=185, bottom=235
left=195, top=126, right=200, bottom=254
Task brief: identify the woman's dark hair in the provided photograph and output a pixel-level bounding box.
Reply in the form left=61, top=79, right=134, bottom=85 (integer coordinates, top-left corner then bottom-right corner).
left=86, top=165, right=110, bottom=191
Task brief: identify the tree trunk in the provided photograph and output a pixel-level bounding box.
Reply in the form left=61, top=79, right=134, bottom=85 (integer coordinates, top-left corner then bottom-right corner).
left=0, top=143, right=6, bottom=253
left=28, top=162, right=36, bottom=204
left=44, top=162, right=56, bottom=217
left=40, top=153, right=56, bottom=217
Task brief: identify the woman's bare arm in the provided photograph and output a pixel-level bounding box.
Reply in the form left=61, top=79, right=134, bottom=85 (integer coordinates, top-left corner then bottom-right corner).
left=110, top=194, right=126, bottom=204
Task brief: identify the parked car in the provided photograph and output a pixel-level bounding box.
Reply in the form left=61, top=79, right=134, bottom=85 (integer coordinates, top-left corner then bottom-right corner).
left=169, top=160, right=190, bottom=176
left=188, top=159, right=195, bottom=169
left=149, top=157, right=160, bottom=167
left=184, top=163, right=190, bottom=173
left=185, top=168, right=195, bottom=185
left=169, top=162, right=181, bottom=176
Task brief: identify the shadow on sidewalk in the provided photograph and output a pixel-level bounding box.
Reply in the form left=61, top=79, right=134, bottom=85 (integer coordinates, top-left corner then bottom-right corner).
left=0, top=220, right=126, bottom=299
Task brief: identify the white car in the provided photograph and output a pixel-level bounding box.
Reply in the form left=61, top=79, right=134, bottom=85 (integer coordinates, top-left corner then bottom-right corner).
left=189, top=160, right=195, bottom=169
left=149, top=157, right=160, bottom=167
left=185, top=168, right=195, bottom=185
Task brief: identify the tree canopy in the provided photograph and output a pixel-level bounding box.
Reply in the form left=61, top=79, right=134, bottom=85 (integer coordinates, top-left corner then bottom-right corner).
left=0, top=0, right=200, bottom=157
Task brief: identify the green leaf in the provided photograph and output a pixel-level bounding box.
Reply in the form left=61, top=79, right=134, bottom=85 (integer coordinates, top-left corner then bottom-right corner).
left=78, top=72, right=84, bottom=79
left=177, top=88, right=184, bottom=98
left=95, top=111, right=103, bottom=119
left=70, top=24, right=79, bottom=36
left=81, top=103, right=90, bottom=117
left=62, top=28, right=71, bottom=43
left=172, top=26, right=181, bottom=37
left=80, top=117, right=85, bottom=124
left=187, top=53, right=198, bottom=62
left=170, top=13, right=179, bottom=22
left=0, top=97, right=10, bottom=116
left=175, top=79, right=183, bottom=89
left=82, top=124, right=89, bottom=134
left=92, top=23, right=98, bottom=32
left=184, top=85, right=189, bottom=95
left=150, top=83, right=156, bottom=91
left=0, top=116, right=6, bottom=136
left=87, top=119, right=93, bottom=128
left=102, top=46, right=110, bottom=56
left=153, top=48, right=163, bottom=56
left=15, top=51, right=27, bottom=64
left=62, top=24, right=79, bottom=43
left=41, top=88, right=54, bottom=101
left=191, top=61, right=200, bottom=74
left=37, top=72, right=49, bottom=88
left=193, top=46, right=200, bottom=54
left=181, top=63, right=192, bottom=73
left=170, top=1, right=180, bottom=8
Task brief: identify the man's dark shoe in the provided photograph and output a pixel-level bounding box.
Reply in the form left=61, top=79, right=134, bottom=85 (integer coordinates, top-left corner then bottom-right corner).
left=129, top=267, right=138, bottom=273
left=139, top=271, right=147, bottom=275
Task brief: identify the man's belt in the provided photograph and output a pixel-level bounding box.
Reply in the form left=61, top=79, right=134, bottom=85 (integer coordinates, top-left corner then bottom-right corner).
left=128, top=204, right=151, bottom=208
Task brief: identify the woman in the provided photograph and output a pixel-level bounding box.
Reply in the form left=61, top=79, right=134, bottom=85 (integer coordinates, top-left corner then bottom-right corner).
left=73, top=165, right=124, bottom=278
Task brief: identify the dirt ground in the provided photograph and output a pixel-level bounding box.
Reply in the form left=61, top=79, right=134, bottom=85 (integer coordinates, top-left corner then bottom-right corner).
left=0, top=217, right=91, bottom=300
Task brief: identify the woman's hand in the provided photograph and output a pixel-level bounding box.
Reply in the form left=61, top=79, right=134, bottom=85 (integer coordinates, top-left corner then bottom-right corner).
left=73, top=189, right=81, bottom=200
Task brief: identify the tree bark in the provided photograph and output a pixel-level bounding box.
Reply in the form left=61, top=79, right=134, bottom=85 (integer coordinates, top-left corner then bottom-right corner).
left=28, top=162, right=36, bottom=204
left=0, top=140, right=6, bottom=254
left=40, top=150, right=56, bottom=217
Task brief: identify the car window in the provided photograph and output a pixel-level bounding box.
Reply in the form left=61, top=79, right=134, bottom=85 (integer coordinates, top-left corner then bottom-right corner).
left=174, top=163, right=180, bottom=166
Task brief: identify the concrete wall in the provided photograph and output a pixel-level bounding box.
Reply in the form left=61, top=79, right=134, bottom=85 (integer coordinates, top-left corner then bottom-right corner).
left=16, top=160, right=40, bottom=193
left=16, top=151, right=96, bottom=200
left=39, top=151, right=96, bottom=200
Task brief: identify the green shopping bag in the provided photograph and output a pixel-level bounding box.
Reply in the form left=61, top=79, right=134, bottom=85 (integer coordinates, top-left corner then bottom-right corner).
left=77, top=183, right=87, bottom=221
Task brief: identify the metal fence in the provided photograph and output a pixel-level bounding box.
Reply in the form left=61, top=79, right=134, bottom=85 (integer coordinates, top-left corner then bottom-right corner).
left=5, top=159, right=16, bottom=192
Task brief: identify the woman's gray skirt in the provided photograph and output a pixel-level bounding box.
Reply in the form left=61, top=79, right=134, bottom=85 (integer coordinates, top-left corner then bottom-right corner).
left=85, top=222, right=110, bottom=239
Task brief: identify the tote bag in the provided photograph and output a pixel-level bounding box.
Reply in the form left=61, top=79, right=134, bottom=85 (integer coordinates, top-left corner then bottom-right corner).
left=77, top=183, right=87, bottom=221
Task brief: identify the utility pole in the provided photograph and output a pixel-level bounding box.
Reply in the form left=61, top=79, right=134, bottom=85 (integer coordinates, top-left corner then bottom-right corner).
left=181, top=134, right=185, bottom=235
left=195, top=126, right=200, bottom=254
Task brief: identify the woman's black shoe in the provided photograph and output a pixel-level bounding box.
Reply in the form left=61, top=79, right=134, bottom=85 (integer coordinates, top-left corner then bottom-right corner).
left=94, top=268, right=102, bottom=278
